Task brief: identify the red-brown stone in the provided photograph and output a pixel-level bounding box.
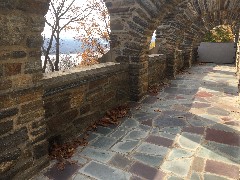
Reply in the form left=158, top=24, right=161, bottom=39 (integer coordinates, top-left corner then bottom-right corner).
left=205, top=160, right=239, bottom=179
left=205, top=128, right=240, bottom=147
left=4, top=63, right=22, bottom=76
left=195, top=91, right=213, bottom=98
left=129, top=162, right=166, bottom=180
left=182, top=126, right=205, bottom=135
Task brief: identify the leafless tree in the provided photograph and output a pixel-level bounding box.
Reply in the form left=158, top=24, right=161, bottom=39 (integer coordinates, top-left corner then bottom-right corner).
left=43, top=0, right=96, bottom=72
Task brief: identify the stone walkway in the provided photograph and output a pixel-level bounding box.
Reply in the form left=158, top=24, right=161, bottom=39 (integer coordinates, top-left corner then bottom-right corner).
left=33, top=64, right=240, bottom=180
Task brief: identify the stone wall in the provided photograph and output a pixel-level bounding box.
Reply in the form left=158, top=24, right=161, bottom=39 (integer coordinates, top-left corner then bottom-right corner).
left=1, top=0, right=240, bottom=179
left=0, top=1, right=49, bottom=179
left=43, top=63, right=129, bottom=142
left=148, top=54, right=166, bottom=85
left=174, top=50, right=184, bottom=76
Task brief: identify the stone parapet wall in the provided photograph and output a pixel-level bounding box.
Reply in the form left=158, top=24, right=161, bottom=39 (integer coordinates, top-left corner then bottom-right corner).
left=43, top=63, right=129, bottom=142
left=148, top=54, right=166, bottom=85
left=1, top=0, right=240, bottom=179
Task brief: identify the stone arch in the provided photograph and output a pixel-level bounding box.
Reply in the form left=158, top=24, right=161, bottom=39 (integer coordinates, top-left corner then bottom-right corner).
left=155, top=0, right=240, bottom=77
left=105, top=0, right=183, bottom=100
left=0, top=0, right=240, bottom=179
left=106, top=0, right=240, bottom=99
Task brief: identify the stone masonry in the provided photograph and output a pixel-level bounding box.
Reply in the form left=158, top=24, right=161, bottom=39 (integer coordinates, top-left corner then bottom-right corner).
left=34, top=64, right=240, bottom=180
left=43, top=63, right=130, bottom=142
left=0, top=0, right=240, bottom=179
left=148, top=54, right=166, bottom=85
left=0, top=1, right=49, bottom=179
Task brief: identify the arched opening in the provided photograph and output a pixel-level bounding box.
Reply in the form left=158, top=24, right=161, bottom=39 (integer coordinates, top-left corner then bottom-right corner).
left=198, top=25, right=236, bottom=64
left=149, top=30, right=156, bottom=50
left=42, top=0, right=111, bottom=73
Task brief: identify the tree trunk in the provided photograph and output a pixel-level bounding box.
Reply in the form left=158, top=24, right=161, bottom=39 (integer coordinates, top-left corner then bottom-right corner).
left=55, top=24, right=60, bottom=71
left=43, top=29, right=55, bottom=72
left=54, top=18, right=60, bottom=71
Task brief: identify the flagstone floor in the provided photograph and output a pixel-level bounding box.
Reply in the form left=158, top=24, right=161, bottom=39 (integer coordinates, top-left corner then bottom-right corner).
left=33, top=64, right=240, bottom=180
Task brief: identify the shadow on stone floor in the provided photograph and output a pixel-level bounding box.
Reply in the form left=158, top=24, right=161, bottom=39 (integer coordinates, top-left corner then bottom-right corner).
left=33, top=64, right=240, bottom=180
left=212, top=68, right=237, bottom=76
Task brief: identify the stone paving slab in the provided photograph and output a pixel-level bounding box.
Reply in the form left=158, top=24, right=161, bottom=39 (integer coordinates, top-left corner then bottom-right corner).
left=90, top=136, right=118, bottom=149
left=111, top=140, right=140, bottom=154
left=33, top=64, right=240, bottom=180
left=80, top=161, right=131, bottom=180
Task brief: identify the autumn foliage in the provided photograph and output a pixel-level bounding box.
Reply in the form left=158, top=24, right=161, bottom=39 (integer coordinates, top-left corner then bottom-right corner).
left=204, top=25, right=234, bottom=43
left=74, top=0, right=110, bottom=66
left=42, top=0, right=110, bottom=72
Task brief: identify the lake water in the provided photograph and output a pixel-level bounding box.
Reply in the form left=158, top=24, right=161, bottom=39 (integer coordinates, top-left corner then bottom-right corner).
left=41, top=54, right=82, bottom=73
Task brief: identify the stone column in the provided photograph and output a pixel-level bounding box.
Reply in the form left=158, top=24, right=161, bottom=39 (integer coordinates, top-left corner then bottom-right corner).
left=104, top=0, right=150, bottom=100
left=181, top=32, right=196, bottom=68
left=156, top=25, right=176, bottom=77
left=156, top=23, right=185, bottom=78
left=0, top=1, right=49, bottom=179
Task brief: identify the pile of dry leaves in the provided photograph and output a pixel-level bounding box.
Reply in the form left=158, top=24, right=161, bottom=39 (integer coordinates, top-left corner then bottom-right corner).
left=49, top=105, right=130, bottom=170
left=148, top=81, right=170, bottom=95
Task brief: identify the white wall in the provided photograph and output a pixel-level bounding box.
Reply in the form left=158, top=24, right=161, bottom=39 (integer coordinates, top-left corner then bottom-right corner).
left=198, top=42, right=236, bottom=64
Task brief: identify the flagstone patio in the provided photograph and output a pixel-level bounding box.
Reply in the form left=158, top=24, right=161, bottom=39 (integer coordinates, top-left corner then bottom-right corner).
left=33, top=63, right=240, bottom=180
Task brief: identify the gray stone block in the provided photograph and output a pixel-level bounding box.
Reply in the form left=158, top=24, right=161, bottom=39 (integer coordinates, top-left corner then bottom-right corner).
left=80, top=161, right=131, bottom=180
left=90, top=136, right=117, bottom=149
left=111, top=140, right=139, bottom=154
left=81, top=147, right=115, bottom=163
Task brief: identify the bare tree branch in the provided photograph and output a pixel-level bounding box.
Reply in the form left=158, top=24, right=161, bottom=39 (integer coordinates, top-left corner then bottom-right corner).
left=59, top=0, right=75, bottom=18
left=60, top=9, right=93, bottom=32
left=57, top=0, right=67, bottom=15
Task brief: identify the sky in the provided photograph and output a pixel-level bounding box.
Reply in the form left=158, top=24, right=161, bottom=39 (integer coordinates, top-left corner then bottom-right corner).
left=43, top=0, right=97, bottom=39
left=43, top=0, right=156, bottom=41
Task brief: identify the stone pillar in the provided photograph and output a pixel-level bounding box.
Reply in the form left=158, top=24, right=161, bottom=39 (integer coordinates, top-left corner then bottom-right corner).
left=156, top=25, right=176, bottom=78
left=105, top=0, right=150, bottom=101
left=192, top=46, right=199, bottom=63
left=0, top=1, right=49, bottom=179
left=156, top=23, right=185, bottom=78
left=181, top=32, right=195, bottom=68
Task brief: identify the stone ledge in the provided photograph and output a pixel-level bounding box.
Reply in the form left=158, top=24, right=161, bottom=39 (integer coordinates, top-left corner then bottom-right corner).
left=43, top=62, right=128, bottom=96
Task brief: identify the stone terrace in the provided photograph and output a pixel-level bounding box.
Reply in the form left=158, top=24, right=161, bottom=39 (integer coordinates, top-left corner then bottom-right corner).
left=33, top=63, right=240, bottom=180
left=1, top=0, right=240, bottom=179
